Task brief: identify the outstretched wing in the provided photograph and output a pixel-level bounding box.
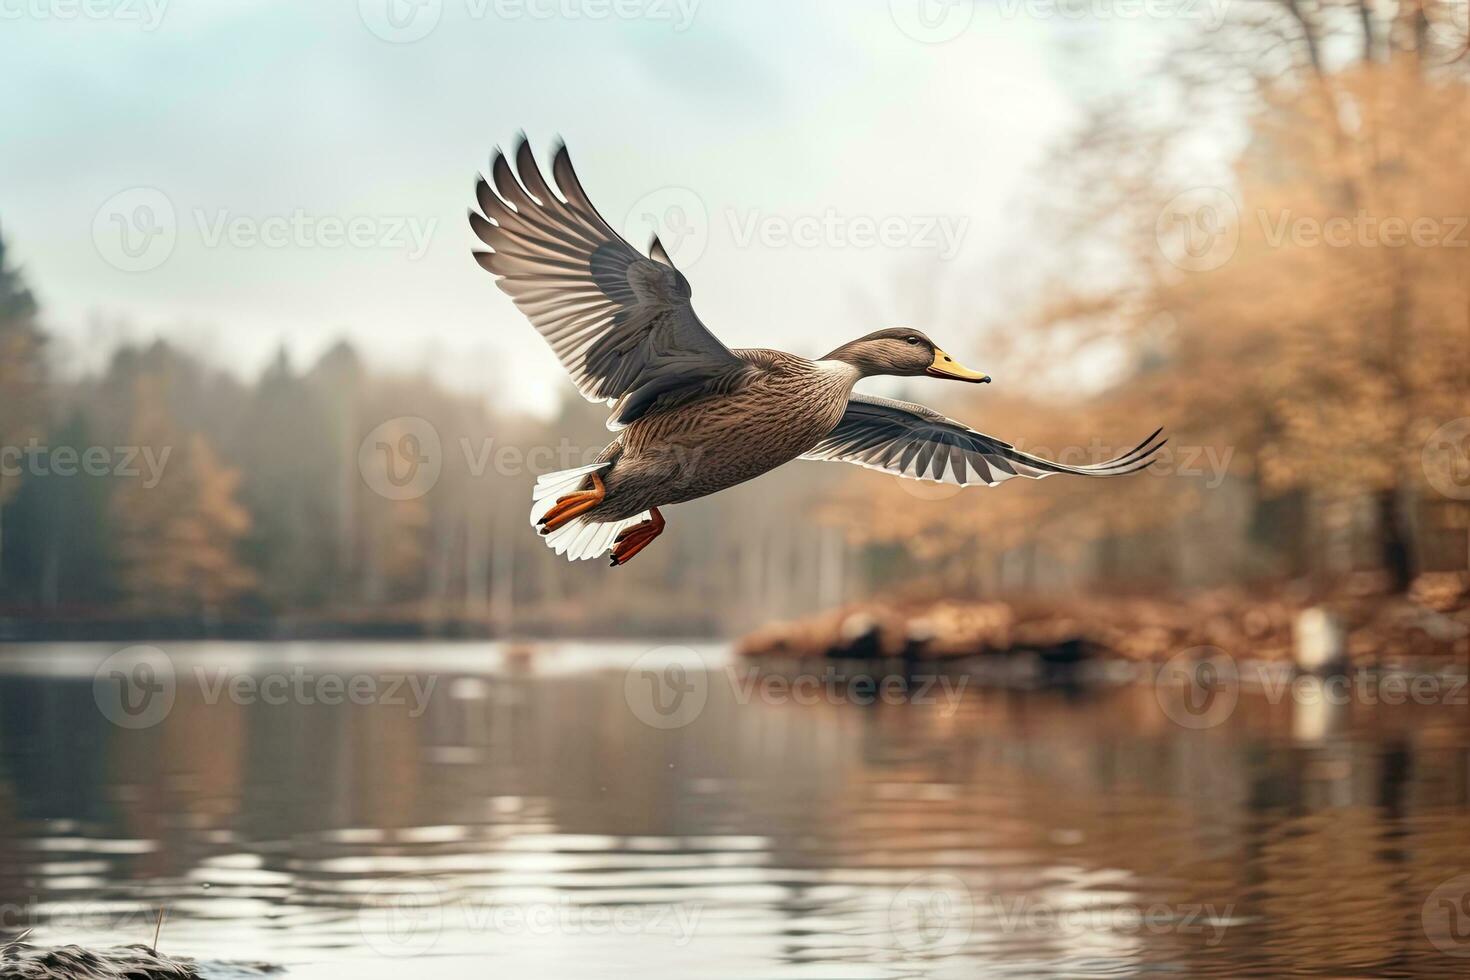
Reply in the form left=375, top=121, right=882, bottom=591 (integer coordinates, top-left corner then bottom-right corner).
left=803, top=393, right=1165, bottom=487
left=470, top=137, right=747, bottom=428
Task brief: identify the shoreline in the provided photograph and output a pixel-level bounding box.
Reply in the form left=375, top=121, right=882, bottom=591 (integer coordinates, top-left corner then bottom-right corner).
left=735, top=573, right=1470, bottom=670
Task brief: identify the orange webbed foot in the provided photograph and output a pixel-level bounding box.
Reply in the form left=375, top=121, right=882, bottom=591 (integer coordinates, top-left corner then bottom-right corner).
left=609, top=508, right=665, bottom=567
left=537, top=472, right=606, bottom=534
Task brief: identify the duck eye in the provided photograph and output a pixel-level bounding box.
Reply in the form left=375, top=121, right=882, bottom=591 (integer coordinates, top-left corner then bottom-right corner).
left=905, top=336, right=920, bottom=345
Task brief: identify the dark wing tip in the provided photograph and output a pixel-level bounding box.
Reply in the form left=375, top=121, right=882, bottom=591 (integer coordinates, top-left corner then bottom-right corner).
left=513, top=136, right=556, bottom=205
left=491, top=145, right=534, bottom=211
left=1090, top=427, right=1166, bottom=471
left=1124, top=439, right=1167, bottom=475
left=488, top=146, right=514, bottom=201
left=549, top=140, right=610, bottom=228
left=510, top=132, right=534, bottom=179
left=474, top=174, right=508, bottom=222
left=468, top=209, right=497, bottom=246
left=1111, top=434, right=1167, bottom=475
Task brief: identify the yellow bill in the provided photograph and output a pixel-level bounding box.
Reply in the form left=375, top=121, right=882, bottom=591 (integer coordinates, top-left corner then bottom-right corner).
left=926, top=348, right=991, bottom=383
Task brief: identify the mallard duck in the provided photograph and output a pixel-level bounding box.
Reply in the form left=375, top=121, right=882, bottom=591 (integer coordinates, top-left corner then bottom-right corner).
left=469, top=138, right=1164, bottom=566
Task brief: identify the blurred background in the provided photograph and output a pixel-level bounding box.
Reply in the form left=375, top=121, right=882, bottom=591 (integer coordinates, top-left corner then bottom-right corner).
left=1, top=1, right=1469, bottom=977
left=1, top=0, right=1467, bottom=638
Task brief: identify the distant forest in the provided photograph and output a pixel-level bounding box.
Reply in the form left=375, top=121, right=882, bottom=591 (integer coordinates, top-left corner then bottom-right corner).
left=0, top=229, right=869, bottom=638
left=5, top=0, right=1470, bottom=639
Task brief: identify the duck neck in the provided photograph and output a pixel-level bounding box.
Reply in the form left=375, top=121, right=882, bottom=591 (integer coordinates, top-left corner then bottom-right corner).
left=819, top=341, right=883, bottom=380
left=812, top=356, right=865, bottom=390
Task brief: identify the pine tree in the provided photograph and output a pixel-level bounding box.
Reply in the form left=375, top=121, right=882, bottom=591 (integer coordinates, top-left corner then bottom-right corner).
left=1, top=412, right=117, bottom=608
left=235, top=348, right=338, bottom=609
left=0, top=226, right=47, bottom=585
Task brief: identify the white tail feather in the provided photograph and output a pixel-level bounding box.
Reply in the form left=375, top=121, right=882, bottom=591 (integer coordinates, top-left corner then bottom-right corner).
left=530, top=461, right=649, bottom=562
left=529, top=461, right=608, bottom=525
left=542, top=511, right=651, bottom=561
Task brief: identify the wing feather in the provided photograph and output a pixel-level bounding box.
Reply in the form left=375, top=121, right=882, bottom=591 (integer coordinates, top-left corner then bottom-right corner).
left=470, top=136, right=747, bottom=428
left=803, top=393, right=1165, bottom=488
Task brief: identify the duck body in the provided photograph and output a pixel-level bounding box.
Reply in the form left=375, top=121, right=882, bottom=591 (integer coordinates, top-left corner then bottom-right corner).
left=589, top=353, right=860, bottom=521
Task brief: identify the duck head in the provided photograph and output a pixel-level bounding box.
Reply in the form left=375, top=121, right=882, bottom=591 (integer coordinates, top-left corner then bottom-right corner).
left=823, top=328, right=991, bottom=383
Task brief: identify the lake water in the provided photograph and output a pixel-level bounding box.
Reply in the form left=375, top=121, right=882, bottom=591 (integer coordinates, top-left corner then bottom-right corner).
left=0, top=641, right=1468, bottom=978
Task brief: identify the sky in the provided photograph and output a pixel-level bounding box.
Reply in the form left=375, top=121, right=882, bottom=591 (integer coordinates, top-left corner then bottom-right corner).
left=0, top=0, right=1184, bottom=416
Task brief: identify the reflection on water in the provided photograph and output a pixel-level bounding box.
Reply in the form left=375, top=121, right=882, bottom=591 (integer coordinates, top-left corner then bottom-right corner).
left=0, top=642, right=1467, bottom=978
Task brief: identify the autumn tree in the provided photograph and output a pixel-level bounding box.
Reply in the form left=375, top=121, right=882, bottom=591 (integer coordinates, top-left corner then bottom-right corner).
left=991, top=0, right=1470, bottom=592
left=110, top=374, right=255, bottom=617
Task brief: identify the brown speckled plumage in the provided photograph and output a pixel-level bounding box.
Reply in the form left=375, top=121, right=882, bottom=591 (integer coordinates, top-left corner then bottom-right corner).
left=471, top=137, right=1165, bottom=563
left=589, top=351, right=860, bottom=520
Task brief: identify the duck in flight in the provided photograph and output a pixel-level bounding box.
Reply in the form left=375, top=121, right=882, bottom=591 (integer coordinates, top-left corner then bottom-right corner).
left=470, top=137, right=1164, bottom=567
